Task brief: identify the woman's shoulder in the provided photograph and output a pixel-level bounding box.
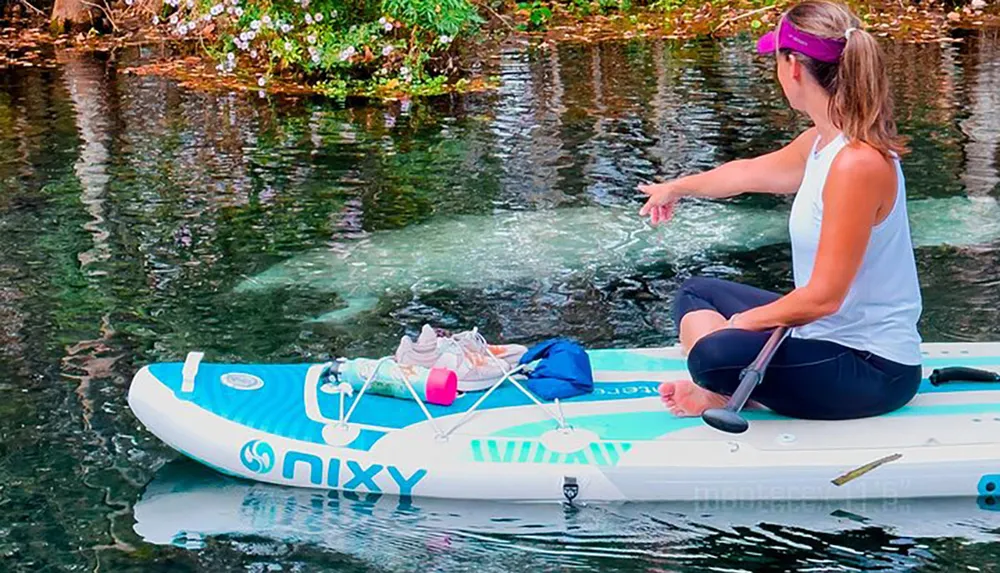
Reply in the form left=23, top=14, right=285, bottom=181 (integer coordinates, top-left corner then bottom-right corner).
left=825, top=139, right=898, bottom=209
left=833, top=140, right=896, bottom=177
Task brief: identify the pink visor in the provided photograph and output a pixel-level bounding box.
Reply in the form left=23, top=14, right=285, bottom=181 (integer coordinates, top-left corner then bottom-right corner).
left=756, top=18, right=846, bottom=63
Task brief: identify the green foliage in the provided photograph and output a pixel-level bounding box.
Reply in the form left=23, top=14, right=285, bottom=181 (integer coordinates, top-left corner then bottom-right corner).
left=516, top=1, right=553, bottom=30
left=383, top=0, right=483, bottom=36
left=649, top=0, right=685, bottom=11
left=516, top=0, right=643, bottom=31
left=153, top=0, right=484, bottom=96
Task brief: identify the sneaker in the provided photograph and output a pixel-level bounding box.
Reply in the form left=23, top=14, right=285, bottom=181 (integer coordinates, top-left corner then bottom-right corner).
left=451, top=328, right=527, bottom=369
left=394, top=324, right=441, bottom=369
left=394, top=325, right=528, bottom=391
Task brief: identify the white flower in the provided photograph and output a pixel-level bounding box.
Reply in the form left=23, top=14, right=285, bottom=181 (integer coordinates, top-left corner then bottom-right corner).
left=125, top=0, right=133, bottom=6
left=210, top=3, right=223, bottom=15
left=250, top=49, right=257, bottom=58
left=314, top=12, right=323, bottom=22
left=382, top=45, right=393, bottom=56
left=439, top=35, right=452, bottom=44
left=227, top=6, right=234, bottom=15
left=257, top=76, right=266, bottom=86
left=330, top=9, right=336, bottom=17
left=312, top=54, right=321, bottom=64
left=250, top=20, right=260, bottom=30
left=186, top=0, right=194, bottom=7
left=304, top=13, right=313, bottom=25
left=379, top=17, right=392, bottom=32
left=285, top=40, right=294, bottom=50
left=300, top=0, right=309, bottom=7
left=202, top=14, right=210, bottom=21
left=262, top=15, right=272, bottom=25
left=238, top=31, right=248, bottom=41
left=176, top=23, right=187, bottom=35
left=400, top=66, right=410, bottom=75
left=246, top=30, right=255, bottom=40
left=280, top=23, right=292, bottom=33
left=169, top=14, right=178, bottom=24
left=235, top=7, right=243, bottom=16
left=307, top=34, right=316, bottom=44
left=227, top=51, right=235, bottom=62
left=338, top=45, right=356, bottom=61
left=258, top=90, right=266, bottom=98
left=152, top=15, right=159, bottom=24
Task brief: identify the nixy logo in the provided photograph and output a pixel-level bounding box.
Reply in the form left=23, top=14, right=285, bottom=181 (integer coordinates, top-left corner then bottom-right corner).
left=240, top=440, right=276, bottom=474
left=235, top=441, right=428, bottom=494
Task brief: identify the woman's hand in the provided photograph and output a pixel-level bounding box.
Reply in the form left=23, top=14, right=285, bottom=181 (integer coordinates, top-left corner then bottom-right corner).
left=638, top=181, right=682, bottom=226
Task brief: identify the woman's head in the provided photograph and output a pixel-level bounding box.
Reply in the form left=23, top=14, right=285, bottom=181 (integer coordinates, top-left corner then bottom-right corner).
left=757, top=1, right=906, bottom=156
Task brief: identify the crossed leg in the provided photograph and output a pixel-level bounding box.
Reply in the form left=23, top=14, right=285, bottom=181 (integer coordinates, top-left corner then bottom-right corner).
left=659, top=277, right=782, bottom=417
left=658, top=309, right=733, bottom=416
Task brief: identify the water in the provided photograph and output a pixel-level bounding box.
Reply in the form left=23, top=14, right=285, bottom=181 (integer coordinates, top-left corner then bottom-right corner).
left=2, top=29, right=1000, bottom=571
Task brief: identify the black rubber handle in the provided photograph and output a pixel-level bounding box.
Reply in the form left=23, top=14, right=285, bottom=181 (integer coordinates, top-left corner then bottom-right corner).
left=929, top=367, right=1000, bottom=386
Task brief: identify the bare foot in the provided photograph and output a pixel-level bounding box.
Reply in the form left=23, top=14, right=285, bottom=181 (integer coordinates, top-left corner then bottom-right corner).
left=658, top=380, right=730, bottom=417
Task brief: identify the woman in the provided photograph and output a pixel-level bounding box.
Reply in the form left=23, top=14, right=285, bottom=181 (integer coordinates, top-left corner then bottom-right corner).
left=639, top=0, right=923, bottom=420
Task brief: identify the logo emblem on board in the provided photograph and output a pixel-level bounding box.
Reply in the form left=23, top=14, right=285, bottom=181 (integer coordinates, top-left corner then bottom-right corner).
left=240, top=439, right=275, bottom=474
left=221, top=372, right=264, bottom=390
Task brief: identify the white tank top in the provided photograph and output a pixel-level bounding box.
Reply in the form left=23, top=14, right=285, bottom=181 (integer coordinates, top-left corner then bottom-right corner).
left=788, top=133, right=922, bottom=365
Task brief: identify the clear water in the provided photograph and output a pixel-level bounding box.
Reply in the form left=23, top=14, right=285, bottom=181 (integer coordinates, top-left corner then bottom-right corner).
left=2, top=30, right=1000, bottom=571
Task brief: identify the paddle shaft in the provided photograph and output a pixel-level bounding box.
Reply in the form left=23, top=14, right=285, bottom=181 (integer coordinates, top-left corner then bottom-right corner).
left=729, top=326, right=788, bottom=411
left=701, top=326, right=788, bottom=433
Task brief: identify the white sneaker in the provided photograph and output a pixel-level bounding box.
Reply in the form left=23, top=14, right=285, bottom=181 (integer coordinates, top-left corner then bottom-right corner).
left=451, top=328, right=527, bottom=369
left=394, top=324, right=441, bottom=368
left=394, top=325, right=528, bottom=391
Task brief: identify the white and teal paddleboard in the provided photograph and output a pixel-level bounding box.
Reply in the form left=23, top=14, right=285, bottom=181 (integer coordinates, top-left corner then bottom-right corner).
left=128, top=342, right=1000, bottom=502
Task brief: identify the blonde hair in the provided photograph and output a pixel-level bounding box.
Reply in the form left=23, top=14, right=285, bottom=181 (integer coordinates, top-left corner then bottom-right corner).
left=781, top=1, right=908, bottom=157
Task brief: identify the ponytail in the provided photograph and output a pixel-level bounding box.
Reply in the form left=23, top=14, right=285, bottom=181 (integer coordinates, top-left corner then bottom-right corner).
left=783, top=1, right=908, bottom=157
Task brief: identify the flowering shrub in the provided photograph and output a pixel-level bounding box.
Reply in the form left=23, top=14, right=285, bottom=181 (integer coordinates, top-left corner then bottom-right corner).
left=151, top=0, right=483, bottom=95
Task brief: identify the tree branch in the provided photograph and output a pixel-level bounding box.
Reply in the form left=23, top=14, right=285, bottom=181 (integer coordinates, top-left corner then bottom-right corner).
left=712, top=4, right=782, bottom=34
left=20, top=0, right=46, bottom=15
left=474, top=0, right=516, bottom=33
left=80, top=0, right=119, bottom=32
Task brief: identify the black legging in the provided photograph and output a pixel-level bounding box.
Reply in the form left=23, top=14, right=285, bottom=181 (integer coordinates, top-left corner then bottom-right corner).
left=673, top=277, right=921, bottom=420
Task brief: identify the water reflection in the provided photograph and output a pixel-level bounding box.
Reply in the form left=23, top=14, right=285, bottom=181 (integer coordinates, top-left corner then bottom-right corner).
left=958, top=31, right=1000, bottom=197
left=135, top=461, right=1000, bottom=572
left=0, top=31, right=1000, bottom=572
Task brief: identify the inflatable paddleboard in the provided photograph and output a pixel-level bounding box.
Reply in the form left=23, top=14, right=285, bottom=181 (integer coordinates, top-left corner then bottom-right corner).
left=128, top=342, right=1000, bottom=502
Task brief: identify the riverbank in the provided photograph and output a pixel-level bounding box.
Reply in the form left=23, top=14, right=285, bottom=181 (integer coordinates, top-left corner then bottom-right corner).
left=3, top=0, right=999, bottom=98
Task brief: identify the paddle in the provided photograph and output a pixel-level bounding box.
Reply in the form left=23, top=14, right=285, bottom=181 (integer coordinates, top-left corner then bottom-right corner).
left=702, top=326, right=789, bottom=434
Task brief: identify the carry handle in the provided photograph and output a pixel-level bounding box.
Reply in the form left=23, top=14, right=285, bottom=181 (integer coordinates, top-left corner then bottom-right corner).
left=929, top=367, right=1000, bottom=386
